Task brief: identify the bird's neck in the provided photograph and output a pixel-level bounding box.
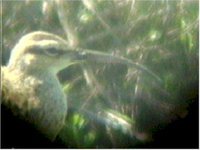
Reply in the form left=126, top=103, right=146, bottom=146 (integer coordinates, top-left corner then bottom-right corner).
left=7, top=61, right=57, bottom=79
left=5, top=64, right=62, bottom=108
left=3, top=65, right=67, bottom=140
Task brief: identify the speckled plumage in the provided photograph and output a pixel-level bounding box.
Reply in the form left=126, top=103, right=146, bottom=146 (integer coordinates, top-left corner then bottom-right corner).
left=2, top=31, right=73, bottom=140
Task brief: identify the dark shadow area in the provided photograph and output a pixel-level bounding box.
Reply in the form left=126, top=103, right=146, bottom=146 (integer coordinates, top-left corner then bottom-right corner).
left=138, top=97, right=199, bottom=149
left=1, top=96, right=198, bottom=148
left=1, top=104, right=66, bottom=148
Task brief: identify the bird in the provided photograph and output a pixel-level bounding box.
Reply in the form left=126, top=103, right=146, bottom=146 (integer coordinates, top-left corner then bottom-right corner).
left=1, top=31, right=162, bottom=141
left=2, top=31, right=85, bottom=141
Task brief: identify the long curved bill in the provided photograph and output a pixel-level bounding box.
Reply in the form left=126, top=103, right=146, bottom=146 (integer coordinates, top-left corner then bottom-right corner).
left=72, top=48, right=162, bottom=84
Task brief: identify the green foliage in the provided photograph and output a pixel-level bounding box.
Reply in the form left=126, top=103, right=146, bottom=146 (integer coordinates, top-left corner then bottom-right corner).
left=59, top=113, right=97, bottom=148
left=2, top=0, right=198, bottom=148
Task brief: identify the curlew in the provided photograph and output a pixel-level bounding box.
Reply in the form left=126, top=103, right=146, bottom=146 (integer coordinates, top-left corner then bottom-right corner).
left=1, top=31, right=162, bottom=141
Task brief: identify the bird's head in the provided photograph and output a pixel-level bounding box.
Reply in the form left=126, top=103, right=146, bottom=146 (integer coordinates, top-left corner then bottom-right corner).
left=7, top=31, right=162, bottom=83
left=8, top=31, right=84, bottom=74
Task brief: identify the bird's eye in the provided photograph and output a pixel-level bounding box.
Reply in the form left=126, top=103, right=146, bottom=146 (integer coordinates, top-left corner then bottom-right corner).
left=44, top=48, right=63, bottom=56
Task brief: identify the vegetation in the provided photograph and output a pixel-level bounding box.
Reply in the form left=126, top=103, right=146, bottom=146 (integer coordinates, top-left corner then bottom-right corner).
left=2, top=0, right=198, bottom=148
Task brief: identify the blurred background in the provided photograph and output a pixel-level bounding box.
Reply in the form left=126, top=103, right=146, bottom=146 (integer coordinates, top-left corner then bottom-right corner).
left=1, top=0, right=199, bottom=148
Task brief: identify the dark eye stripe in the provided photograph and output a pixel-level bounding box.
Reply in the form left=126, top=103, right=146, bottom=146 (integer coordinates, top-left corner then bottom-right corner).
left=45, top=48, right=64, bottom=56
left=28, top=46, right=65, bottom=56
